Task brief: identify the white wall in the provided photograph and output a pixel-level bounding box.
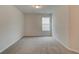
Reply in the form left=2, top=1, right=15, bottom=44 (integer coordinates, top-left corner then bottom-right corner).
left=69, top=6, right=79, bottom=52
left=53, top=6, right=69, bottom=47
left=0, top=6, right=24, bottom=53
left=24, top=13, right=52, bottom=36
left=53, top=6, right=79, bottom=52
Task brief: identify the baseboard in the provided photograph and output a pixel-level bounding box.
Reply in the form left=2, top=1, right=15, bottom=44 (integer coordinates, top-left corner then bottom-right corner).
left=55, top=39, right=79, bottom=53
left=66, top=47, right=79, bottom=53
left=0, top=34, right=23, bottom=53
left=24, top=35, right=52, bottom=37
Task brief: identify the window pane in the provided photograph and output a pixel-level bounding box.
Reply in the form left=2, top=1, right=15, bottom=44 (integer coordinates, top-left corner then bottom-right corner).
left=42, top=17, right=50, bottom=24
left=42, top=17, right=50, bottom=31
left=42, top=25, right=50, bottom=31
left=42, top=24, right=50, bottom=28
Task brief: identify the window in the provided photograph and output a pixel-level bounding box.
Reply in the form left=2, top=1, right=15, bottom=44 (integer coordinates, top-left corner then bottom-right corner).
left=42, top=17, right=50, bottom=31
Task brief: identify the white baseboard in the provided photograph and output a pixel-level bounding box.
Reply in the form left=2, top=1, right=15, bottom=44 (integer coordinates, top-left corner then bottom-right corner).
left=0, top=34, right=23, bottom=53
left=55, top=39, right=79, bottom=53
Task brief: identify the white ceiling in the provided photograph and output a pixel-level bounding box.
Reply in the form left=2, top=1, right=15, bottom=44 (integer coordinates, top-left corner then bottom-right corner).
left=15, top=5, right=58, bottom=14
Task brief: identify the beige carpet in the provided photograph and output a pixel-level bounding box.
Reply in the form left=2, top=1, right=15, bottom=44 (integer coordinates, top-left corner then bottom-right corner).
left=2, top=37, right=78, bottom=54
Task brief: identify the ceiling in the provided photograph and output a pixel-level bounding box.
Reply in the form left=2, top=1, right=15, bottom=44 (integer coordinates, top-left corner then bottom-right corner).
left=15, top=5, right=58, bottom=14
